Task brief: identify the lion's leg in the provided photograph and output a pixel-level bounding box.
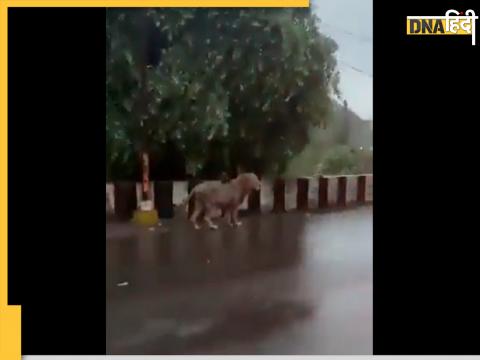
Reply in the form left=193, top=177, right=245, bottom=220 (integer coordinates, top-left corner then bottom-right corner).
left=191, top=199, right=203, bottom=230
left=227, top=208, right=235, bottom=227
left=232, top=207, right=242, bottom=227
left=204, top=204, right=219, bottom=230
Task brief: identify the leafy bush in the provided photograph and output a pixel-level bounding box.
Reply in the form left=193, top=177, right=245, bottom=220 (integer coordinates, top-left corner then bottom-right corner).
left=317, top=145, right=358, bottom=175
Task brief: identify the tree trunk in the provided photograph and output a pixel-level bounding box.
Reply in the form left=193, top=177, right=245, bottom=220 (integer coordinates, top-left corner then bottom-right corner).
left=138, top=15, right=150, bottom=202
left=141, top=151, right=150, bottom=201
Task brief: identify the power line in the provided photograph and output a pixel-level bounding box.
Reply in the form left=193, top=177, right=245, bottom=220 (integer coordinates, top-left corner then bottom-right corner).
left=321, top=22, right=373, bottom=44
left=337, top=59, right=373, bottom=78
left=321, top=22, right=372, bottom=42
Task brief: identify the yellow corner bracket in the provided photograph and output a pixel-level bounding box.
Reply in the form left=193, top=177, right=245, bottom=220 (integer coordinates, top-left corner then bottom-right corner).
left=0, top=307, right=21, bottom=360
left=1, top=1, right=21, bottom=359
left=0, top=0, right=20, bottom=358
left=0, top=0, right=309, bottom=359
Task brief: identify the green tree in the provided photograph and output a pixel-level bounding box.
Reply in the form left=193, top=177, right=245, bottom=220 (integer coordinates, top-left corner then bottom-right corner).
left=106, top=8, right=341, bottom=180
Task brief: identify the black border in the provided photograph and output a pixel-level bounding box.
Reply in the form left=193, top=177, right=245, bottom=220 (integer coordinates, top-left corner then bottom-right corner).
left=8, top=8, right=106, bottom=354
left=373, top=0, right=480, bottom=354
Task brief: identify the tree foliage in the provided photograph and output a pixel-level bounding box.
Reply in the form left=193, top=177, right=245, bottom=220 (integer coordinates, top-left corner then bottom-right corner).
left=317, top=145, right=358, bottom=175
left=106, top=8, right=340, bottom=179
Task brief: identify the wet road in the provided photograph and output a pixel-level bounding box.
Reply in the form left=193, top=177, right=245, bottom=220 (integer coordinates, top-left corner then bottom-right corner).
left=106, top=206, right=372, bottom=355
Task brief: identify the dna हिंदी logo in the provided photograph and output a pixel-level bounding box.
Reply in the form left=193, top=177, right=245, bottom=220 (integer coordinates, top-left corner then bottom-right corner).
left=406, top=9, right=478, bottom=45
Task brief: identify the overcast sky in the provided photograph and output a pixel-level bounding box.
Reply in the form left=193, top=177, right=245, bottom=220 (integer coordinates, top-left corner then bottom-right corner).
left=313, top=0, right=373, bottom=120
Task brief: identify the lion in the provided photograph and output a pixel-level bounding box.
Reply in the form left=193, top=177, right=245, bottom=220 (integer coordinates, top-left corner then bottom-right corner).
left=183, top=173, right=261, bottom=230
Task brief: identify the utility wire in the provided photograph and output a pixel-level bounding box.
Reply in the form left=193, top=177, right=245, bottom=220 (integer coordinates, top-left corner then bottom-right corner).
left=337, top=59, right=373, bottom=78
left=321, top=21, right=373, bottom=43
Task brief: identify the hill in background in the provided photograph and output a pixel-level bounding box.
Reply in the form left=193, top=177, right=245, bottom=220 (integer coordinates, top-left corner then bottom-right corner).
left=285, top=100, right=373, bottom=176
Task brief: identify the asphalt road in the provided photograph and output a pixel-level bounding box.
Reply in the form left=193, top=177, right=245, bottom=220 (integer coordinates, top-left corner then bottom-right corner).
left=106, top=206, right=372, bottom=354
